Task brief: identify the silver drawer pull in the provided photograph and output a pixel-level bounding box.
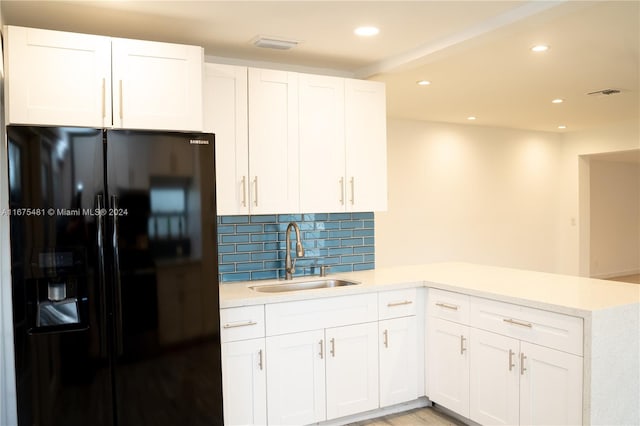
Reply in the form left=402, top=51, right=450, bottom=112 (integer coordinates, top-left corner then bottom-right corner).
left=503, top=318, right=533, bottom=328
left=223, top=320, right=258, bottom=329
left=387, top=300, right=413, bottom=307
left=435, top=302, right=459, bottom=311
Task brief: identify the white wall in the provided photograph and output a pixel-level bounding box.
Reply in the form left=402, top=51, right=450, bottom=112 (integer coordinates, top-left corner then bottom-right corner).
left=589, top=159, right=640, bottom=278
left=555, top=120, right=640, bottom=275
left=376, top=119, right=562, bottom=272
left=376, top=118, right=640, bottom=276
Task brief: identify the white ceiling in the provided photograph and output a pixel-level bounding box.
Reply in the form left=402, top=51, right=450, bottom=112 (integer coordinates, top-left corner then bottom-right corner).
left=1, top=0, right=639, bottom=134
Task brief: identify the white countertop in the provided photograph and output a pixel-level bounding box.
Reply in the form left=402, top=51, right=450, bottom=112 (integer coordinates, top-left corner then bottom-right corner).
left=218, top=262, right=640, bottom=317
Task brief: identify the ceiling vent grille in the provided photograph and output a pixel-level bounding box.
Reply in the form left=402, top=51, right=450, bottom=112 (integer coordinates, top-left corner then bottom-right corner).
left=252, top=36, right=299, bottom=50
left=587, top=88, right=621, bottom=96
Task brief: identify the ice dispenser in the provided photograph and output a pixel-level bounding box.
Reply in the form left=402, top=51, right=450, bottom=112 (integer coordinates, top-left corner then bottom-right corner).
left=28, top=249, right=89, bottom=333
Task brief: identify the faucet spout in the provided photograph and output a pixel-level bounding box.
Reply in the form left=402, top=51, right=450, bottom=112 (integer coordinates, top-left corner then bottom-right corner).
left=285, top=222, right=304, bottom=280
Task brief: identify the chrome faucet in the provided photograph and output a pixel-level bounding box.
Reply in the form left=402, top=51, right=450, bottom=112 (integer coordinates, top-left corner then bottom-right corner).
left=284, top=222, right=305, bottom=280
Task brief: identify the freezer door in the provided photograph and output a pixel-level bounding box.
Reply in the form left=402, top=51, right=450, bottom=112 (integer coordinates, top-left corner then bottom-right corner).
left=106, top=130, right=223, bottom=425
left=7, top=126, right=113, bottom=426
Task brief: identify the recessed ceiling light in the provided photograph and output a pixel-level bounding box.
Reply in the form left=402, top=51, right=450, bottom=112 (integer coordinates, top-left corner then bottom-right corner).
left=531, top=44, right=550, bottom=52
left=467, top=116, right=477, bottom=121
left=354, top=26, right=379, bottom=37
left=558, top=125, right=567, bottom=129
left=551, top=98, right=564, bottom=104
left=417, top=80, right=431, bottom=86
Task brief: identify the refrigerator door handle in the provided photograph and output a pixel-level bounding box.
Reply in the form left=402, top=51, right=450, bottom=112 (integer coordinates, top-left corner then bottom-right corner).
left=96, top=194, right=108, bottom=357
left=111, top=195, right=124, bottom=356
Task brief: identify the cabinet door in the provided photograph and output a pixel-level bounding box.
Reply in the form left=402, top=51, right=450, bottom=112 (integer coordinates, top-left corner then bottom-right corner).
left=428, top=317, right=470, bottom=417
left=298, top=73, right=345, bottom=213
left=344, top=79, right=387, bottom=212
left=469, top=328, right=519, bottom=425
left=379, top=316, right=418, bottom=407
left=248, top=68, right=299, bottom=214
left=204, top=64, right=249, bottom=215
left=6, top=26, right=111, bottom=127
left=266, top=330, right=325, bottom=425
left=519, top=342, right=583, bottom=426
left=221, top=339, right=267, bottom=426
left=326, top=322, right=379, bottom=420
left=111, top=38, right=203, bottom=131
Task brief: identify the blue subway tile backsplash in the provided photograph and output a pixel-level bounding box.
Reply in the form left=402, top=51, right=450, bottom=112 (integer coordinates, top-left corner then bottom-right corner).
left=217, top=212, right=375, bottom=282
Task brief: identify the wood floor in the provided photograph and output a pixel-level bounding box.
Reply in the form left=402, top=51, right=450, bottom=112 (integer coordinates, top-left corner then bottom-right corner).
left=346, top=407, right=466, bottom=426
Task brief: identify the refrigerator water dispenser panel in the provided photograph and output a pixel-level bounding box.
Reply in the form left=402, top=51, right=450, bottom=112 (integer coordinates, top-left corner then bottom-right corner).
left=28, top=249, right=89, bottom=334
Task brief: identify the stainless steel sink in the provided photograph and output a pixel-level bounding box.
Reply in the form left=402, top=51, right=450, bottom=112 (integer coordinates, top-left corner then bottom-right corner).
left=250, top=279, right=360, bottom=293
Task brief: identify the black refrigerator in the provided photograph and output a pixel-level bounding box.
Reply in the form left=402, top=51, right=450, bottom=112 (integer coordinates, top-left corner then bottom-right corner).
left=6, top=125, right=223, bottom=426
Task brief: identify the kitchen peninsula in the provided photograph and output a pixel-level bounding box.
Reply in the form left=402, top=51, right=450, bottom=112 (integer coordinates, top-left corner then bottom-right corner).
left=219, top=262, right=640, bottom=426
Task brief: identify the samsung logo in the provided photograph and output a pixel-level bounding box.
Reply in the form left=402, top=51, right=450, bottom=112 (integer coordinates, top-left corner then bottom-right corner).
left=189, top=139, right=209, bottom=145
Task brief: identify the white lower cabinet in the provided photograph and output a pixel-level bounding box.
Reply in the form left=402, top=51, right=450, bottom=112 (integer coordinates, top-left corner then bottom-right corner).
left=266, top=323, right=379, bottom=424
left=427, top=317, right=470, bottom=417
left=325, top=322, right=379, bottom=420
left=519, top=341, right=583, bottom=426
left=266, top=330, right=326, bottom=425
left=428, top=288, right=584, bottom=426
left=221, top=339, right=267, bottom=426
left=469, top=328, right=520, bottom=425
left=220, top=305, right=267, bottom=426
left=379, top=316, right=419, bottom=407
left=469, top=328, right=583, bottom=426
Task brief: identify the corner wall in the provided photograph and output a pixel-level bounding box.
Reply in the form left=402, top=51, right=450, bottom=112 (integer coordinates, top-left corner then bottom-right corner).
left=589, top=159, right=640, bottom=278
left=555, top=120, right=640, bottom=275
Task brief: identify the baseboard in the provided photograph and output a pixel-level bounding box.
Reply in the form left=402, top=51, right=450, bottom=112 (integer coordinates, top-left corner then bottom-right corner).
left=316, top=397, right=431, bottom=425
left=592, top=267, right=640, bottom=279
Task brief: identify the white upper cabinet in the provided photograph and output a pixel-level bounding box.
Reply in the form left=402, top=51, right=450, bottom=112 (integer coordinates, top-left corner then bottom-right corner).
left=203, top=63, right=387, bottom=215
left=299, top=76, right=388, bottom=213
left=248, top=68, right=299, bottom=214
left=298, top=73, right=346, bottom=213
left=111, top=38, right=203, bottom=131
left=204, top=63, right=249, bottom=215
left=5, top=26, right=203, bottom=131
left=345, top=79, right=388, bottom=212
left=5, top=26, right=111, bottom=128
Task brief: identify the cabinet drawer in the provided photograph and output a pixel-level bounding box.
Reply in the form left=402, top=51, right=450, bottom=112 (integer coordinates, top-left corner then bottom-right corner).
left=428, top=288, right=470, bottom=325
left=221, top=305, right=265, bottom=343
left=378, top=288, right=417, bottom=320
left=265, top=293, right=378, bottom=336
left=470, top=297, right=583, bottom=356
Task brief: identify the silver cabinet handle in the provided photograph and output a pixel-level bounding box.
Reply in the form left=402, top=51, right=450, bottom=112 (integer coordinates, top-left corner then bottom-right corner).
left=223, top=320, right=257, bottom=329
left=520, top=352, right=527, bottom=375
left=253, top=176, right=258, bottom=207
left=503, top=318, right=533, bottom=328
left=330, top=338, right=336, bottom=357
left=241, top=176, right=247, bottom=207
left=258, top=349, right=263, bottom=370
left=319, top=340, right=324, bottom=359
left=383, top=329, right=389, bottom=348
left=387, top=300, right=413, bottom=307
left=339, top=177, right=345, bottom=205
left=436, top=302, right=459, bottom=311
left=460, top=335, right=467, bottom=355
left=508, top=349, right=515, bottom=371
left=349, top=177, right=355, bottom=205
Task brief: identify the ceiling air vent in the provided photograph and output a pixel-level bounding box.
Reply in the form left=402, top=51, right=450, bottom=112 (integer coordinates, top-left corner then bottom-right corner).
left=587, top=88, right=621, bottom=96
left=252, top=36, right=299, bottom=50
